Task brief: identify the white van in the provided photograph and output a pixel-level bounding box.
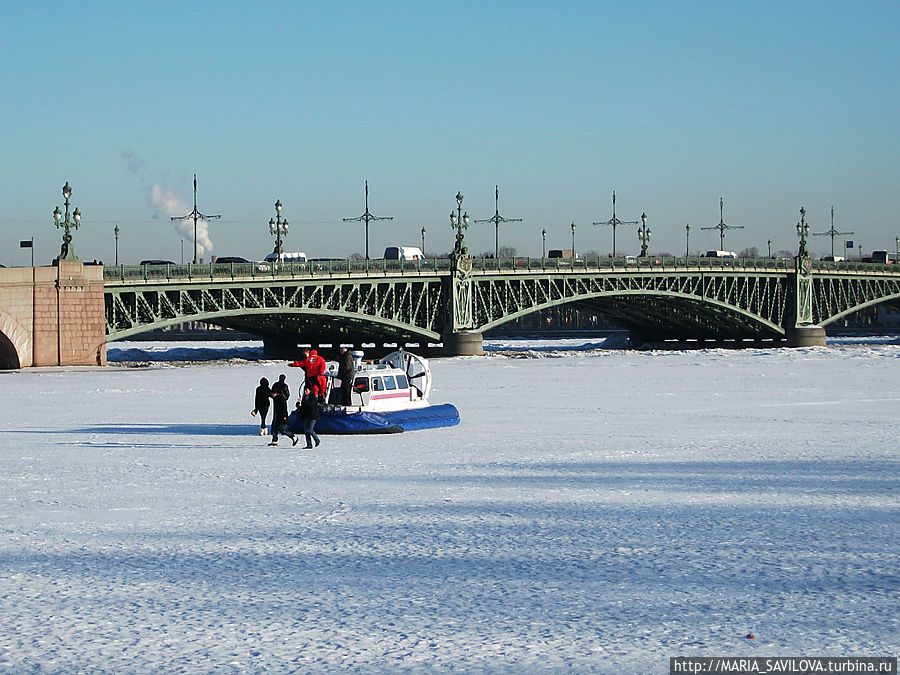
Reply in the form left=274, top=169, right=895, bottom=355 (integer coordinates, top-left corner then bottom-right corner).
left=264, top=251, right=307, bottom=263
left=383, top=246, right=424, bottom=261
left=257, top=251, right=307, bottom=272
left=704, top=250, right=738, bottom=259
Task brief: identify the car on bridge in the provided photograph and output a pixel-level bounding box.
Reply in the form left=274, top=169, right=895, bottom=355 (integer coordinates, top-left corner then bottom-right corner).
left=139, top=259, right=177, bottom=265
left=213, top=256, right=251, bottom=264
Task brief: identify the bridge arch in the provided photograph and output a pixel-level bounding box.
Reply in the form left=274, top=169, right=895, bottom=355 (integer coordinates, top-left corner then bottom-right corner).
left=478, top=288, right=785, bottom=339
left=818, top=291, right=900, bottom=326
left=108, top=306, right=442, bottom=344
left=0, top=308, right=29, bottom=369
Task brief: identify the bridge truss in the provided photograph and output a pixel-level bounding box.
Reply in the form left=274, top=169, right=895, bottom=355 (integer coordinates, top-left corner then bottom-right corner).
left=472, top=271, right=792, bottom=341
left=106, top=273, right=448, bottom=344
left=104, top=258, right=900, bottom=348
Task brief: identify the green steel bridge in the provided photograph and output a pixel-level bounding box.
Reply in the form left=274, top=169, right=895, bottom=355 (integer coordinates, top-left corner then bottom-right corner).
left=103, top=254, right=900, bottom=355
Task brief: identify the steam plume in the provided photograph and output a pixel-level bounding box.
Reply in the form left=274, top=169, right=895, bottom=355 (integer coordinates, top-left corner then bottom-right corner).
left=123, top=151, right=215, bottom=258
left=149, top=184, right=214, bottom=258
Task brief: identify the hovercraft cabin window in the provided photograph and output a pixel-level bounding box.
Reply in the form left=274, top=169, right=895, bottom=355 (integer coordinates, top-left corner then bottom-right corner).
left=372, top=377, right=383, bottom=391
left=354, top=377, right=369, bottom=392
left=396, top=374, right=409, bottom=388
left=383, top=375, right=397, bottom=390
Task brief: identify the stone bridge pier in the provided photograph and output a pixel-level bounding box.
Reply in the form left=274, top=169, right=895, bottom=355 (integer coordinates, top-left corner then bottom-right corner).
left=441, top=330, right=484, bottom=356
left=0, top=262, right=107, bottom=369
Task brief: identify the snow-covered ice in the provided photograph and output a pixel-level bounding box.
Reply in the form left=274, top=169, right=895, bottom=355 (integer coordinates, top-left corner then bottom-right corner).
left=0, top=338, right=898, bottom=673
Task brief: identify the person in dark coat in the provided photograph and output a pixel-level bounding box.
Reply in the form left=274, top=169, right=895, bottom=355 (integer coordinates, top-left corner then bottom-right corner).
left=298, top=385, right=321, bottom=448
left=252, top=377, right=271, bottom=436
left=269, top=380, right=298, bottom=447
left=271, top=373, right=290, bottom=401
left=337, top=347, right=355, bottom=406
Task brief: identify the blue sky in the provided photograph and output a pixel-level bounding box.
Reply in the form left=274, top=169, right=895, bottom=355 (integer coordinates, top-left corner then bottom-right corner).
left=2, top=1, right=899, bottom=264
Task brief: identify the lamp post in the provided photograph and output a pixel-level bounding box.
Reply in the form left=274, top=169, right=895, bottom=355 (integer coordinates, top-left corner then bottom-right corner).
left=541, top=228, right=546, bottom=258
left=767, top=239, right=772, bottom=258
left=813, top=205, right=853, bottom=259
left=268, top=199, right=289, bottom=255
left=474, top=185, right=521, bottom=259
left=701, top=197, right=743, bottom=251
left=52, top=181, right=81, bottom=262
left=570, top=222, right=576, bottom=257
left=170, top=174, right=220, bottom=265
left=637, top=212, right=650, bottom=257
left=449, top=191, right=469, bottom=257
left=343, top=180, right=392, bottom=260
left=685, top=223, right=690, bottom=257
left=114, top=225, right=119, bottom=266
left=594, top=190, right=637, bottom=257
left=421, top=227, right=426, bottom=256
left=895, top=236, right=899, bottom=259
left=796, top=207, right=810, bottom=258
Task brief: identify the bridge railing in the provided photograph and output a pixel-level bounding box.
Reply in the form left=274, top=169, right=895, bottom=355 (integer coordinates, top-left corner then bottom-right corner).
left=102, top=256, right=893, bottom=282
left=811, top=259, right=897, bottom=272
left=469, top=255, right=797, bottom=272
left=104, top=258, right=456, bottom=282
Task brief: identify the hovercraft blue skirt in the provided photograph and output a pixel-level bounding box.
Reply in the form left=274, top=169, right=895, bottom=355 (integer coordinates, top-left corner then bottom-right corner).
left=288, top=403, right=460, bottom=435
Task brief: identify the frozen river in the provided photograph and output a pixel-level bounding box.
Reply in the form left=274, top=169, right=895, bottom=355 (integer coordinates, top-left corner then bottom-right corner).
left=1, top=338, right=898, bottom=672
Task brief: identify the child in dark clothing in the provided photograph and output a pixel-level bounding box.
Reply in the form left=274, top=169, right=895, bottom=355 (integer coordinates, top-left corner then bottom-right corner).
left=252, top=377, right=271, bottom=435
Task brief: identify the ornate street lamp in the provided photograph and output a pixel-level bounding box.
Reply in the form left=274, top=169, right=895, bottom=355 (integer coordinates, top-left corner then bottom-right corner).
left=541, top=228, right=546, bottom=258
left=114, top=225, right=119, bottom=266
left=685, top=223, right=690, bottom=257
left=796, top=207, right=810, bottom=258
left=52, top=181, right=81, bottom=262
left=570, top=222, right=576, bottom=257
left=449, top=191, right=470, bottom=257
left=421, top=227, right=426, bottom=255
left=268, top=199, right=289, bottom=255
left=637, top=212, right=650, bottom=257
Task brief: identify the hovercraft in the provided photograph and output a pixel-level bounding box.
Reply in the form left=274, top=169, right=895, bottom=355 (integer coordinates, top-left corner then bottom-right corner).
left=287, top=350, right=460, bottom=434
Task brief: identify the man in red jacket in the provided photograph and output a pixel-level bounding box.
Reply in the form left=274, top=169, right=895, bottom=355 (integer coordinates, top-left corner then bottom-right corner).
left=297, top=348, right=327, bottom=402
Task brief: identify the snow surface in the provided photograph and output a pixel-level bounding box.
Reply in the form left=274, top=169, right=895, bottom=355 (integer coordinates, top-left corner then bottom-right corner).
left=1, top=339, right=898, bottom=673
